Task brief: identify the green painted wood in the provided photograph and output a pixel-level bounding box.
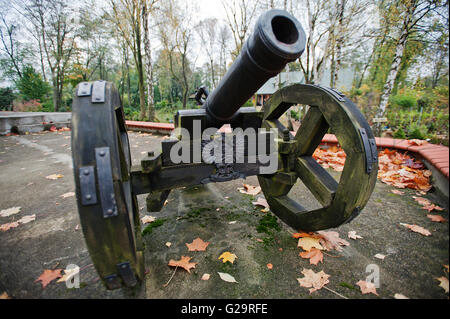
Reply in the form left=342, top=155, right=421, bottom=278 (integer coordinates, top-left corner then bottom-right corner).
left=295, top=156, right=337, bottom=206
left=72, top=81, right=144, bottom=289
left=259, top=84, right=378, bottom=231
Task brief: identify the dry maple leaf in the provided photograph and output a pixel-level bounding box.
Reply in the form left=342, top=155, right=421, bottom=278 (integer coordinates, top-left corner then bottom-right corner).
left=0, top=292, right=10, bottom=299
left=317, top=231, right=350, bottom=251
left=348, top=231, right=363, bottom=240
left=0, top=221, right=19, bottom=232
left=35, top=269, right=63, bottom=288
left=408, top=139, right=428, bottom=146
left=293, top=231, right=322, bottom=239
left=218, top=272, right=238, bottom=283
left=394, top=293, right=409, bottom=299
left=422, top=204, right=444, bottom=212
left=168, top=256, right=197, bottom=273
left=297, top=268, right=330, bottom=293
left=374, top=254, right=386, bottom=260
left=186, top=237, right=210, bottom=252
left=165, top=242, right=172, bottom=248
left=297, top=237, right=324, bottom=252
left=356, top=280, right=378, bottom=296
left=412, top=196, right=431, bottom=206
left=141, top=215, right=156, bottom=224
left=218, top=252, right=237, bottom=264
left=46, top=174, right=63, bottom=180
left=427, top=214, right=447, bottom=223
left=400, top=223, right=431, bottom=236
left=60, top=192, right=75, bottom=198
left=436, top=277, right=449, bottom=293
left=238, top=184, right=261, bottom=196
left=390, top=190, right=404, bottom=195
left=0, top=206, right=21, bottom=217
left=299, top=248, right=323, bottom=265
left=201, top=273, right=210, bottom=280
left=17, top=214, right=36, bottom=224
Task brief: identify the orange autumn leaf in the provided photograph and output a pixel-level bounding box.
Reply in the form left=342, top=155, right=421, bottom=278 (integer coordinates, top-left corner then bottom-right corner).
left=400, top=223, right=431, bottom=236
left=168, top=256, right=197, bottom=273
left=35, top=269, right=63, bottom=288
left=299, top=248, right=323, bottom=265
left=238, top=184, right=261, bottom=196
left=186, top=237, right=210, bottom=252
left=422, top=204, right=444, bottom=212
left=356, top=280, right=379, bottom=296
left=427, top=215, right=447, bottom=223
left=297, top=268, right=330, bottom=293
left=266, top=263, right=273, bottom=270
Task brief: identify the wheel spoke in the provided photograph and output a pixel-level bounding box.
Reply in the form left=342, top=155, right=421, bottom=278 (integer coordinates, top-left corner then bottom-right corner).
left=295, top=156, right=338, bottom=207
left=293, top=106, right=329, bottom=156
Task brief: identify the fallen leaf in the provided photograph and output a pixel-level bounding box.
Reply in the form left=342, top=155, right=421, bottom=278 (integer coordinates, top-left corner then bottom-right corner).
left=186, top=237, right=210, bottom=252
left=348, top=231, right=363, bottom=240
left=252, top=197, right=269, bottom=209
left=298, top=237, right=324, bottom=252
left=17, top=214, right=36, bottom=224
left=297, top=268, right=330, bottom=293
left=218, top=252, right=237, bottom=264
left=237, top=184, right=261, bottom=196
left=408, top=139, right=428, bottom=146
left=317, top=231, right=350, bottom=251
left=374, top=254, right=386, bottom=260
left=0, top=206, right=21, bottom=217
left=427, top=214, right=447, bottom=223
left=436, top=277, right=449, bottom=293
left=400, top=223, right=431, bottom=236
left=394, top=293, right=409, bottom=299
left=165, top=242, right=172, bottom=247
left=356, top=280, right=379, bottom=296
left=0, top=292, right=10, bottom=299
left=422, top=204, right=444, bottom=212
left=228, top=221, right=237, bottom=224
left=444, top=265, right=449, bottom=273
left=217, top=272, right=238, bottom=283
left=412, top=196, right=431, bottom=206
left=60, top=192, right=75, bottom=198
left=299, top=248, right=323, bottom=265
left=141, top=215, right=156, bottom=224
left=0, top=221, right=19, bottom=232
left=75, top=224, right=80, bottom=231
left=267, top=263, right=273, bottom=270
left=35, top=269, right=63, bottom=288
left=390, top=190, right=404, bottom=195
left=46, top=174, right=63, bottom=180
left=168, top=256, right=197, bottom=273
left=201, top=273, right=210, bottom=281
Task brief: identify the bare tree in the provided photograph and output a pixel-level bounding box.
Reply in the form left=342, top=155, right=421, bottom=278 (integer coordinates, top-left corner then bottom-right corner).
left=222, top=0, right=259, bottom=60
left=142, top=0, right=157, bottom=121
left=18, top=0, right=78, bottom=111
left=196, top=18, right=219, bottom=89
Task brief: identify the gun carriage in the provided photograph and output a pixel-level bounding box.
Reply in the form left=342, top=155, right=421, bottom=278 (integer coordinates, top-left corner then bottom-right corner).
left=71, top=9, right=378, bottom=289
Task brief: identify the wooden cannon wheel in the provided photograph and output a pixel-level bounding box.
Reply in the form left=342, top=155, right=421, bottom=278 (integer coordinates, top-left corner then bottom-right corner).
left=258, top=84, right=378, bottom=231
left=71, top=81, right=144, bottom=289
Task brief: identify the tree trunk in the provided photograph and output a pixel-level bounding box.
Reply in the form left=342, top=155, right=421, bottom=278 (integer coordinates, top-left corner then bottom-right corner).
left=142, top=0, right=155, bottom=121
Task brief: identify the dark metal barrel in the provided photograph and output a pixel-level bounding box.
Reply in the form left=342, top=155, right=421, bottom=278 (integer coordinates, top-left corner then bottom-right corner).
left=204, top=9, right=306, bottom=125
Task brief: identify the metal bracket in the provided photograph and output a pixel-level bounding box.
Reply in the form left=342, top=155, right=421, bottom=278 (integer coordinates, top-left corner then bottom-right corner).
left=104, top=274, right=121, bottom=290
left=77, top=82, right=92, bottom=97
left=95, top=147, right=118, bottom=218
left=117, top=262, right=137, bottom=287
left=315, top=85, right=345, bottom=102
left=79, top=166, right=97, bottom=206
left=91, top=80, right=106, bottom=103
left=359, top=128, right=378, bottom=174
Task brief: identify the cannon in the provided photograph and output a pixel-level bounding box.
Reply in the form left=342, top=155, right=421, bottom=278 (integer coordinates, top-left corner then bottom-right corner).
left=71, top=9, right=378, bottom=290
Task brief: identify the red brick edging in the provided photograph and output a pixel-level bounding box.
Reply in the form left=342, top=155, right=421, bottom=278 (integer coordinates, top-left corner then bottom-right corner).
left=125, top=121, right=449, bottom=179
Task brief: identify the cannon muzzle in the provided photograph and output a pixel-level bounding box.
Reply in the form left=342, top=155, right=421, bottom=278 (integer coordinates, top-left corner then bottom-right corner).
left=204, top=9, right=306, bottom=125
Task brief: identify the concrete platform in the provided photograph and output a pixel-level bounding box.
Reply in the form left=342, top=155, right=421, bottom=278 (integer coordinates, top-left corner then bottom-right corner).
left=0, top=112, right=72, bottom=135
left=0, top=131, right=448, bottom=299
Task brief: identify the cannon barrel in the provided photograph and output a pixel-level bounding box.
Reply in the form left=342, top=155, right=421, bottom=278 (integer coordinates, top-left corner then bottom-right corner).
left=204, top=9, right=306, bottom=125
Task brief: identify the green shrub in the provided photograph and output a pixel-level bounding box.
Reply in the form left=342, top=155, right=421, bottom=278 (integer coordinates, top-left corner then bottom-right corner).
left=407, top=123, right=427, bottom=140
left=393, top=127, right=406, bottom=139
left=0, top=87, right=15, bottom=110
left=390, top=94, right=417, bottom=109
left=290, top=109, right=299, bottom=120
